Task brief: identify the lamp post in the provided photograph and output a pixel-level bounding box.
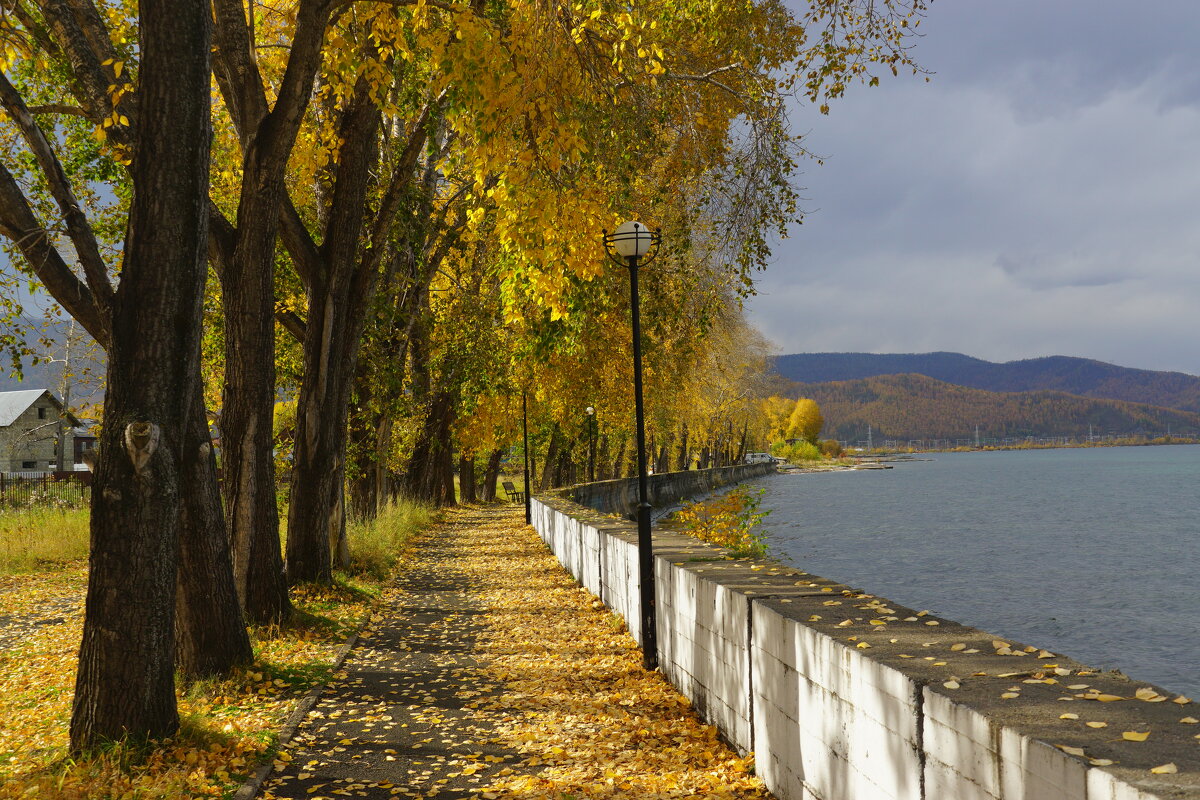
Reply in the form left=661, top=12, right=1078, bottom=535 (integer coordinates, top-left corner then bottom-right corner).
left=603, top=220, right=661, bottom=671
left=522, top=391, right=532, bottom=525
left=585, top=405, right=597, bottom=483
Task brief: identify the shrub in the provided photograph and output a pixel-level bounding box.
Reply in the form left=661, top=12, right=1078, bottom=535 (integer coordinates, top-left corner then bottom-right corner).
left=673, top=485, right=770, bottom=558
left=819, top=439, right=843, bottom=458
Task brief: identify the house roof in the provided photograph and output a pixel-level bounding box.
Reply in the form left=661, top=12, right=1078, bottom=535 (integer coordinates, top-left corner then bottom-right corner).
left=0, top=389, right=80, bottom=428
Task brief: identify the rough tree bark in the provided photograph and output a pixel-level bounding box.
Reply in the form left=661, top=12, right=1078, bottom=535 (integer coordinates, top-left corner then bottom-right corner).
left=539, top=426, right=561, bottom=490
left=0, top=0, right=251, bottom=691
left=285, top=83, right=386, bottom=582
left=459, top=453, right=476, bottom=502
left=677, top=423, right=690, bottom=470
left=176, top=395, right=253, bottom=677
left=207, top=0, right=335, bottom=623
left=481, top=448, right=503, bottom=501
left=402, top=389, right=459, bottom=506
left=70, top=0, right=210, bottom=748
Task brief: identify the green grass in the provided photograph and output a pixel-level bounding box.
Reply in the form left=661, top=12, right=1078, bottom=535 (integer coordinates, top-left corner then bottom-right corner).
left=0, top=507, right=90, bottom=574
left=345, top=497, right=435, bottom=580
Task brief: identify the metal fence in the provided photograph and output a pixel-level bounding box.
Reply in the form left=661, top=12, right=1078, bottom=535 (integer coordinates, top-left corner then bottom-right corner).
left=0, top=472, right=91, bottom=509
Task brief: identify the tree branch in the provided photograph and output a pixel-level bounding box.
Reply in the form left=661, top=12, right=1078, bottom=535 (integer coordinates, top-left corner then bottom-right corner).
left=0, top=70, right=115, bottom=311
left=358, top=93, right=443, bottom=281
left=0, top=161, right=108, bottom=346
left=278, top=194, right=321, bottom=289
left=275, top=308, right=307, bottom=342
left=27, top=103, right=89, bottom=118
left=207, top=200, right=236, bottom=283
left=36, top=0, right=132, bottom=144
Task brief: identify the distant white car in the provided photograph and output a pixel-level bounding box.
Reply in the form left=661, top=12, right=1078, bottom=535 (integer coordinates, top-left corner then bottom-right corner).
left=744, top=452, right=774, bottom=464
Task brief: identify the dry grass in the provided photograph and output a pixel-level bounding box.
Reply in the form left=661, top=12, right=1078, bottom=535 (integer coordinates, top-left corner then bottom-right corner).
left=0, top=500, right=435, bottom=799
left=0, top=508, right=89, bottom=575
left=346, top=498, right=434, bottom=580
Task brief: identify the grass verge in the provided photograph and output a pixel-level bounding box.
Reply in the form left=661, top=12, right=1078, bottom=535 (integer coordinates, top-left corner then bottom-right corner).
left=0, top=499, right=434, bottom=799
left=0, top=508, right=89, bottom=574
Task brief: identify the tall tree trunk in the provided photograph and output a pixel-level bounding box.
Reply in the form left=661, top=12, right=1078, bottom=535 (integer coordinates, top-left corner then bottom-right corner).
left=677, top=423, right=689, bottom=471
left=208, top=0, right=333, bottom=627
left=656, top=442, right=670, bottom=474
left=439, top=431, right=456, bottom=505
left=347, top=383, right=378, bottom=521
left=286, top=282, right=359, bottom=583
left=539, top=426, right=561, bottom=490
left=221, top=284, right=290, bottom=621
left=554, top=437, right=575, bottom=487
left=284, top=88, right=383, bottom=584
left=611, top=437, right=626, bottom=481
left=71, top=0, right=209, bottom=748
left=176, top=394, right=253, bottom=677
left=403, top=389, right=458, bottom=505
left=459, top=452, right=475, bottom=502
left=596, top=433, right=609, bottom=480
left=481, top=448, right=502, bottom=501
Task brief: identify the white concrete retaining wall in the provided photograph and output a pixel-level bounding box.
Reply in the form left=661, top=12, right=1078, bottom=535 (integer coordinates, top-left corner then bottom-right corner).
left=530, top=488, right=1199, bottom=800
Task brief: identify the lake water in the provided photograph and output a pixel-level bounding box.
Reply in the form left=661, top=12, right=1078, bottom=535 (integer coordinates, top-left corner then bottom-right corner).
left=753, top=446, right=1200, bottom=699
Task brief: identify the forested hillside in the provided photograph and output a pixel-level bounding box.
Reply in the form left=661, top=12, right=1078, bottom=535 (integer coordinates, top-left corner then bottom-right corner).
left=780, top=373, right=1200, bottom=441
left=773, top=352, right=1200, bottom=413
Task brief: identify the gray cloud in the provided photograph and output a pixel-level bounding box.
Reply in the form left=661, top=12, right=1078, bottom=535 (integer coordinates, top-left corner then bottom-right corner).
left=749, top=1, right=1200, bottom=374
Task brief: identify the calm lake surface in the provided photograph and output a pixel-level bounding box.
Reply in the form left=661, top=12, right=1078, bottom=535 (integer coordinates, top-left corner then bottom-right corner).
left=754, top=446, right=1200, bottom=699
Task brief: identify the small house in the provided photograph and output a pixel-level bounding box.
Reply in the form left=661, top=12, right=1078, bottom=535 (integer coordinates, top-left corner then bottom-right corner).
left=0, top=389, right=80, bottom=473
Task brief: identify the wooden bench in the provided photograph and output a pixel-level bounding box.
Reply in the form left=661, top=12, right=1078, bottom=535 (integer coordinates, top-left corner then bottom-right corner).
left=502, top=480, right=526, bottom=503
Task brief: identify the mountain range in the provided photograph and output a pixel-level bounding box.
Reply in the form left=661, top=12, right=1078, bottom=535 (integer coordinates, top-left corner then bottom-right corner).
left=771, top=352, right=1200, bottom=441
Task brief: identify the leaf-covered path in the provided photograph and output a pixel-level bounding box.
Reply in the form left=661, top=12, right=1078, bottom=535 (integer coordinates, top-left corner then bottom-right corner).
left=254, top=506, right=769, bottom=800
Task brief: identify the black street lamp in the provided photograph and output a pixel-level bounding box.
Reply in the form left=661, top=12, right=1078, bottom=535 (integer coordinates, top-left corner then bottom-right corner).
left=603, top=220, right=661, bottom=671
left=522, top=391, right=531, bottom=525
left=585, top=405, right=597, bottom=483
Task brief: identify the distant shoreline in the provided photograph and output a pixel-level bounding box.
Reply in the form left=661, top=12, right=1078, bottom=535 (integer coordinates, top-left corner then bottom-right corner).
left=853, top=437, right=1200, bottom=457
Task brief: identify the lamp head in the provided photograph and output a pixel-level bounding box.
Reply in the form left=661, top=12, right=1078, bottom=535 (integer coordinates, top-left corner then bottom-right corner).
left=603, top=221, right=661, bottom=266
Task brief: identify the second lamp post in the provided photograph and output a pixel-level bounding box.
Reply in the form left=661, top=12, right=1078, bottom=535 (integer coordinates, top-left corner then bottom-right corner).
left=603, top=220, right=661, bottom=671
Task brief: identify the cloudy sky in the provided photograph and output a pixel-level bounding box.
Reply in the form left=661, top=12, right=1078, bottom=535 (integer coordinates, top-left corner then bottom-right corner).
left=747, top=0, right=1200, bottom=375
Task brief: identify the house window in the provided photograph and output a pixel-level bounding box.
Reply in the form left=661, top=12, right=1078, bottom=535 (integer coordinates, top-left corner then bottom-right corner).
left=37, top=407, right=47, bottom=419
left=21, top=461, right=36, bottom=470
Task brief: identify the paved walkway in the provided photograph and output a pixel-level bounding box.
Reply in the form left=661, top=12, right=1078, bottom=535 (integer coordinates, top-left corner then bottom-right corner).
left=254, top=507, right=769, bottom=800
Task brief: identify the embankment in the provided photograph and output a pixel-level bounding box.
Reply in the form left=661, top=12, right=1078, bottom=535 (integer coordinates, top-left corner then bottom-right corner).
left=531, top=467, right=1200, bottom=800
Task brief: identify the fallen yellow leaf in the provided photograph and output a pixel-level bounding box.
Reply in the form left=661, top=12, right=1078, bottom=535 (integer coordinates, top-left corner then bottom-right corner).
left=1180, top=717, right=1198, bottom=724
left=1059, top=713, right=1079, bottom=720
left=1085, top=721, right=1107, bottom=729
left=1121, top=731, right=1151, bottom=741
left=1055, top=744, right=1086, bottom=757
left=1150, top=763, right=1177, bottom=775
